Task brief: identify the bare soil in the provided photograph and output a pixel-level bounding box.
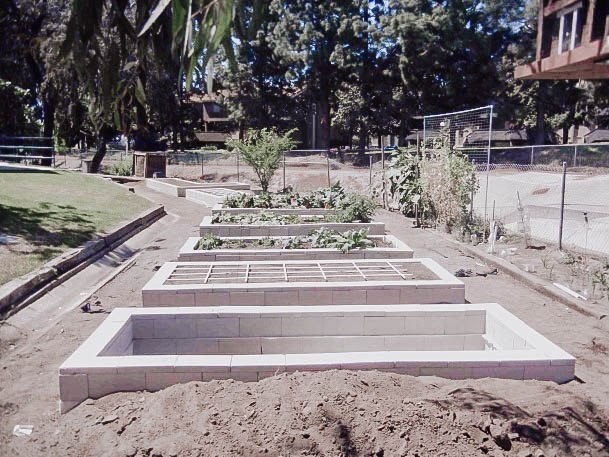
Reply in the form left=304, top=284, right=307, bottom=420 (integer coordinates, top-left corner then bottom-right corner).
left=472, top=234, right=609, bottom=308
left=1, top=178, right=609, bottom=457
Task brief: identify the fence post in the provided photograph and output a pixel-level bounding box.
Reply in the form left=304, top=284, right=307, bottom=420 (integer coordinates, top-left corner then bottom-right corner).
left=573, top=145, right=578, bottom=167
left=470, top=159, right=475, bottom=222
left=283, top=152, right=286, bottom=191
left=369, top=154, right=372, bottom=186
left=326, top=150, right=331, bottom=187
left=530, top=145, right=534, bottom=166
left=201, top=151, right=205, bottom=181
left=558, top=161, right=567, bottom=250
left=483, top=105, right=493, bottom=243
left=236, top=152, right=240, bottom=182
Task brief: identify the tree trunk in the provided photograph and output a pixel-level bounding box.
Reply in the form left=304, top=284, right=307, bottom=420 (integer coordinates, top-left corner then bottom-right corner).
left=534, top=81, right=546, bottom=145
left=398, top=110, right=408, bottom=147
left=42, top=97, right=55, bottom=166
left=356, top=0, right=370, bottom=166
left=562, top=125, right=569, bottom=144
left=90, top=134, right=107, bottom=173
left=357, top=121, right=368, bottom=165
left=316, top=96, right=331, bottom=150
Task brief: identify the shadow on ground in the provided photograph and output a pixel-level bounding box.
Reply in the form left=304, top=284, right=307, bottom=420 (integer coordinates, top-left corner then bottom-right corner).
left=0, top=203, right=96, bottom=248
left=443, top=386, right=609, bottom=454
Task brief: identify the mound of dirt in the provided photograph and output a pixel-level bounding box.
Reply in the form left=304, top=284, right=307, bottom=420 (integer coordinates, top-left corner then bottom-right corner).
left=33, top=371, right=609, bottom=457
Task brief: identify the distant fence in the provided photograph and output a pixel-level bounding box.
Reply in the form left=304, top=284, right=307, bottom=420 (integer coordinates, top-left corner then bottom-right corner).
left=0, top=136, right=54, bottom=166
left=464, top=144, right=609, bottom=256
left=463, top=142, right=609, bottom=171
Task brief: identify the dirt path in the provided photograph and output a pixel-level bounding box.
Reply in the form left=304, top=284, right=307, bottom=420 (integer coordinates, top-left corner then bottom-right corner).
left=1, top=182, right=609, bottom=456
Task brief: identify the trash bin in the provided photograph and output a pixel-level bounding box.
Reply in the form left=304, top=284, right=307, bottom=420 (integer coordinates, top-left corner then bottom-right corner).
left=81, top=159, right=95, bottom=173
left=134, top=152, right=167, bottom=178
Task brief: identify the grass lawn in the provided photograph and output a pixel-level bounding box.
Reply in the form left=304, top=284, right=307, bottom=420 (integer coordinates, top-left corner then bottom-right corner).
left=0, top=169, right=153, bottom=285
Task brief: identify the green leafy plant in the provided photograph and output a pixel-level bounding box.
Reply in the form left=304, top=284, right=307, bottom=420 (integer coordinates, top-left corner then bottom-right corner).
left=385, top=146, right=478, bottom=232
left=310, top=227, right=339, bottom=248
left=196, top=233, right=223, bottom=250
left=540, top=253, right=556, bottom=280
left=419, top=148, right=478, bottom=230
left=592, top=260, right=609, bottom=300
left=281, top=236, right=305, bottom=249
left=308, top=228, right=374, bottom=253
left=256, top=237, right=277, bottom=247
left=224, top=193, right=256, bottom=208
left=297, top=182, right=346, bottom=208
left=332, top=229, right=374, bottom=253
left=256, top=192, right=274, bottom=208
left=332, top=194, right=377, bottom=223
left=213, top=212, right=303, bottom=225
left=278, top=188, right=299, bottom=207
left=227, top=128, right=297, bottom=193
left=384, top=148, right=427, bottom=218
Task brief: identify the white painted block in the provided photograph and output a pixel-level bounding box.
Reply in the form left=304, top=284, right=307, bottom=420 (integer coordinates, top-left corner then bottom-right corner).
left=88, top=373, right=146, bottom=398
left=145, top=372, right=201, bottom=391
left=59, top=374, right=89, bottom=402
left=197, top=317, right=239, bottom=338
left=239, top=317, right=282, bottom=337
left=176, top=338, right=219, bottom=355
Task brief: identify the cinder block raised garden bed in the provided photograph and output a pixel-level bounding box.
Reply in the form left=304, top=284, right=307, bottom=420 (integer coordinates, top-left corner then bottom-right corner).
left=146, top=178, right=250, bottom=197
left=186, top=188, right=253, bottom=207
left=211, top=203, right=336, bottom=217
left=199, top=215, right=385, bottom=236
left=59, top=303, right=575, bottom=412
left=177, top=235, right=414, bottom=261
left=141, top=258, right=464, bottom=306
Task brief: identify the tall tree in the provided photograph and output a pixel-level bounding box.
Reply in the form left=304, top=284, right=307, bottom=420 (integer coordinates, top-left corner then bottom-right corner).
left=61, top=0, right=237, bottom=169
left=217, top=0, right=303, bottom=134
left=270, top=0, right=361, bottom=149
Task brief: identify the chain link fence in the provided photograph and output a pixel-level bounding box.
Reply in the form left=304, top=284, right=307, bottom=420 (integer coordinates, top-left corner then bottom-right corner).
left=3, top=135, right=608, bottom=256
left=470, top=143, right=609, bottom=256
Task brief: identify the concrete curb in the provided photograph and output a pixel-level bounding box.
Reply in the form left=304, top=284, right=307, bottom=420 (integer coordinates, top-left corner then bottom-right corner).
left=449, top=239, right=605, bottom=320
left=0, top=205, right=165, bottom=317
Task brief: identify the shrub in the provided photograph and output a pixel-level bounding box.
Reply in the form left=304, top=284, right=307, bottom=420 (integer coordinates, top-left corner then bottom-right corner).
left=333, top=194, right=377, bottom=223
left=384, top=149, right=427, bottom=217
left=108, top=159, right=133, bottom=176
left=227, top=128, right=297, bottom=192
left=419, top=149, right=478, bottom=230
left=385, top=146, right=477, bottom=231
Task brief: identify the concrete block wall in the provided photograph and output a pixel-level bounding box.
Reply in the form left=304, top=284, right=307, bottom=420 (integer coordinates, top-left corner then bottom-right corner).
left=59, top=304, right=576, bottom=413
left=146, top=178, right=249, bottom=198
left=186, top=189, right=251, bottom=207
left=141, top=258, right=465, bottom=307
left=177, top=235, right=414, bottom=262
left=211, top=204, right=337, bottom=217
left=199, top=216, right=386, bottom=237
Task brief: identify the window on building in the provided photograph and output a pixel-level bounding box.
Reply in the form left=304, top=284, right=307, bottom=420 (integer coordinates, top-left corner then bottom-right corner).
left=558, top=3, right=584, bottom=53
